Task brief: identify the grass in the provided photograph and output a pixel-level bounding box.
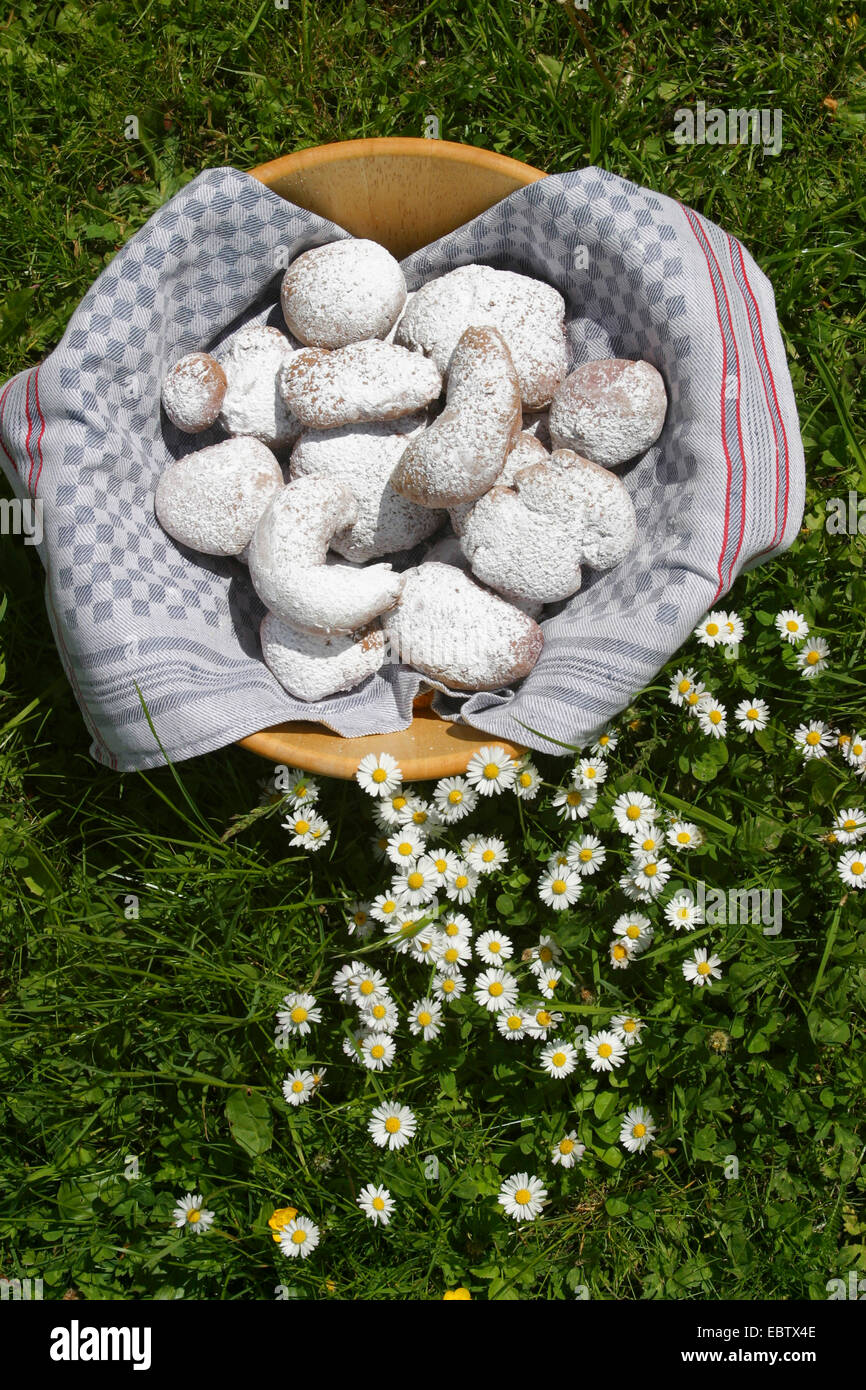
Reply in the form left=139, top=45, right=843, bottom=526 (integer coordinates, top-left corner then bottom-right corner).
left=1, top=0, right=865, bottom=1301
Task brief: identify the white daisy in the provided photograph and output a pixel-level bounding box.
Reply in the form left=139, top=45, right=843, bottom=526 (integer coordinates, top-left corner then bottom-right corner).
left=434, top=934, right=473, bottom=971
left=694, top=610, right=728, bottom=646
left=591, top=727, right=619, bottom=755
left=540, top=1038, right=578, bottom=1078
left=566, top=833, right=607, bottom=875
left=385, top=825, right=426, bottom=868
left=833, top=808, right=866, bottom=844
left=696, top=697, right=727, bottom=738
left=609, top=938, right=636, bottom=970
left=466, top=836, right=509, bottom=875
left=843, top=732, right=866, bottom=767
left=612, top=912, right=654, bottom=954
left=474, top=967, right=519, bottom=1013
left=796, top=637, right=830, bottom=679
left=475, top=929, right=514, bottom=965
left=552, top=783, right=598, bottom=820
left=551, top=1131, right=585, bottom=1168
left=432, top=775, right=477, bottom=822
left=574, top=756, right=608, bottom=788
left=612, top=791, right=658, bottom=834
left=547, top=849, right=572, bottom=875
left=514, top=761, right=542, bottom=799
left=664, top=892, right=703, bottom=931
left=304, top=814, right=331, bottom=852
left=666, top=820, right=703, bottom=850
left=722, top=611, right=745, bottom=644
left=345, top=900, right=375, bottom=939
left=278, top=768, right=320, bottom=809
left=793, top=721, right=834, bottom=761
left=432, top=970, right=467, bottom=1003
left=346, top=963, right=390, bottom=1008
left=418, top=848, right=461, bottom=887
left=620, top=1107, right=657, bottom=1154
left=359, top=997, right=400, bottom=1035
left=373, top=789, right=413, bottom=827
left=837, top=850, right=866, bottom=889
left=173, top=1192, right=214, bottom=1233
left=626, top=855, right=671, bottom=898
left=356, top=751, right=402, bottom=797
left=497, top=1010, right=530, bottom=1041
left=524, top=1004, right=563, bottom=1039
left=584, top=1030, right=627, bottom=1072
left=532, top=965, right=562, bottom=1000
left=735, top=697, right=770, bottom=734
left=368, top=1102, right=417, bottom=1151
left=538, top=867, right=582, bottom=911
left=630, top=827, right=666, bottom=860
left=465, top=745, right=517, bottom=796
left=528, top=934, right=563, bottom=967
left=438, top=911, right=473, bottom=943
left=331, top=963, right=358, bottom=1001
left=279, top=1215, right=319, bottom=1259
left=669, top=667, right=698, bottom=708
left=357, top=1183, right=394, bottom=1228
left=403, top=797, right=443, bottom=835
left=610, top=1014, right=645, bottom=1046
left=384, top=913, right=424, bottom=955
left=342, top=1028, right=368, bottom=1065
left=282, top=1069, right=315, bottom=1106
left=407, top=930, right=440, bottom=966
left=683, top=947, right=723, bottom=987
left=443, top=863, right=479, bottom=905
left=683, top=681, right=711, bottom=715
left=391, top=863, right=437, bottom=907
left=282, top=812, right=321, bottom=848
left=361, top=1032, right=396, bottom=1071
left=498, top=1173, right=547, bottom=1222
left=775, top=609, right=809, bottom=644
left=369, top=893, right=402, bottom=926
left=408, top=997, right=443, bottom=1040
left=276, top=992, right=321, bottom=1038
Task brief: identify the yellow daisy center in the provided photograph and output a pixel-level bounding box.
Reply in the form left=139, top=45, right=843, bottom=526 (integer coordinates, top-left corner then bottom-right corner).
left=613, top=945, right=628, bottom=960
left=852, top=861, right=865, bottom=876
left=623, top=1019, right=636, bottom=1032
left=537, top=1010, right=552, bottom=1026
left=559, top=1138, right=575, bottom=1154
left=709, top=710, right=722, bottom=725
left=552, top=1051, right=566, bottom=1067
left=747, top=708, right=759, bottom=720
left=644, top=862, right=658, bottom=876
left=507, top=1015, right=522, bottom=1030
left=626, top=805, right=641, bottom=820
left=407, top=871, right=424, bottom=890
left=187, top=1208, right=201, bottom=1223
left=785, top=619, right=798, bottom=632
left=514, top=1188, right=532, bottom=1205
left=291, top=1080, right=304, bottom=1093
left=290, top=1006, right=307, bottom=1024
left=697, top=961, right=711, bottom=976
left=435, top=857, right=447, bottom=872
left=455, top=875, right=469, bottom=890
left=483, top=763, right=500, bottom=780
left=805, top=731, right=821, bottom=746
left=359, top=980, right=374, bottom=996
left=706, top=622, right=719, bottom=636
left=626, top=925, right=641, bottom=938
left=566, top=791, right=582, bottom=805
left=382, top=899, right=396, bottom=914
left=579, top=848, right=593, bottom=862
left=519, top=772, right=532, bottom=787
left=418, top=1011, right=432, bottom=1027
left=392, top=795, right=407, bottom=810
left=633, top=1123, right=646, bottom=1138
left=539, top=946, right=553, bottom=962
left=677, top=830, right=691, bottom=842
left=442, top=979, right=455, bottom=993
left=448, top=789, right=463, bottom=804
left=598, top=1043, right=612, bottom=1058
left=372, top=768, right=388, bottom=784
left=291, top=1228, right=307, bottom=1244
left=806, top=650, right=820, bottom=665
left=488, top=981, right=504, bottom=997
left=585, top=767, right=597, bottom=778
left=552, top=878, right=567, bottom=895
left=372, top=1003, right=386, bottom=1019
left=599, top=735, right=610, bottom=746
left=488, top=940, right=501, bottom=953
left=412, top=810, right=427, bottom=824
left=687, top=691, right=701, bottom=705
left=641, top=838, right=655, bottom=851
left=843, top=819, right=857, bottom=830
left=482, top=849, right=496, bottom=863
left=383, top=1116, right=402, bottom=1135
left=372, top=1197, right=385, bottom=1211
left=398, top=841, right=413, bottom=856
left=677, top=678, right=691, bottom=693
left=678, top=907, right=689, bottom=919
left=371, top=1044, right=385, bottom=1060
left=294, top=819, right=310, bottom=835
left=444, top=947, right=458, bottom=963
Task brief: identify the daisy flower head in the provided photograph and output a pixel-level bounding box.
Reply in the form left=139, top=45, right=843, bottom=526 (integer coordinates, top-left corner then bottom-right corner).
left=356, top=751, right=402, bottom=797
left=384, top=913, right=424, bottom=955
left=837, top=850, right=866, bottom=889
left=279, top=768, right=320, bottom=809
left=391, top=862, right=437, bottom=907
left=547, top=848, right=571, bottom=875
left=407, top=930, right=440, bottom=967
left=625, top=855, right=671, bottom=899
left=304, top=814, right=330, bottom=851
left=434, top=933, right=473, bottom=971
left=609, top=937, right=636, bottom=970
left=540, top=1038, right=578, bottom=1078
left=408, top=997, right=443, bottom=1040
left=610, top=1014, right=645, bottom=1047
left=620, top=1107, right=657, bottom=1154
left=466, top=744, right=517, bottom=796
left=498, top=1173, right=547, bottom=1223
left=359, top=996, right=400, bottom=1035
left=775, top=609, right=809, bottom=644
left=694, top=610, right=728, bottom=647
left=514, top=760, right=542, bottom=799
left=342, top=1028, right=368, bottom=1065
left=371, top=831, right=392, bottom=863
left=370, top=893, right=402, bottom=926
left=592, top=726, right=619, bottom=755
left=538, top=866, right=582, bottom=911
left=696, top=696, right=727, bottom=739
left=404, top=796, right=443, bottom=838
left=279, top=1215, right=319, bottom=1259
left=735, top=698, right=770, bottom=734
left=433, top=775, right=477, bottom=822
left=630, top=827, right=666, bottom=861
left=843, top=732, right=866, bottom=768
left=552, top=783, right=598, bottom=820
left=475, top=929, right=514, bottom=965
left=357, top=1183, right=394, bottom=1228
left=524, top=1004, right=563, bottom=1039
left=584, top=1030, right=627, bottom=1072
left=612, top=790, right=658, bottom=835
left=833, top=808, right=866, bottom=844
left=466, top=835, right=509, bottom=875
left=567, top=833, right=607, bottom=875
left=721, top=611, right=745, bottom=645
left=666, top=820, right=703, bottom=850
left=361, top=1032, right=396, bottom=1071
left=612, top=912, right=654, bottom=954
left=282, top=1069, right=315, bottom=1106
left=532, top=965, right=562, bottom=1000
left=386, top=825, right=426, bottom=868
left=345, top=900, right=375, bottom=939
left=497, top=1009, right=530, bottom=1041
left=346, top=962, right=390, bottom=1009
left=368, top=1102, right=417, bottom=1151
left=669, top=667, right=698, bottom=708
left=574, top=756, right=608, bottom=788
left=283, top=811, right=322, bottom=849
left=372, top=788, right=413, bottom=827
left=474, top=967, right=519, bottom=1014
left=444, top=862, right=479, bottom=905
left=796, top=637, right=830, bottom=679
left=664, top=892, right=703, bottom=931
left=552, top=1131, right=585, bottom=1168
left=683, top=680, right=711, bottom=714
left=418, top=848, right=461, bottom=888
left=528, top=933, right=563, bottom=967
left=173, top=1193, right=214, bottom=1234
left=432, top=969, right=467, bottom=1004
left=276, top=992, right=322, bottom=1038
left=439, top=911, right=473, bottom=943
left=683, top=947, right=723, bottom=988
left=794, top=721, right=834, bottom=761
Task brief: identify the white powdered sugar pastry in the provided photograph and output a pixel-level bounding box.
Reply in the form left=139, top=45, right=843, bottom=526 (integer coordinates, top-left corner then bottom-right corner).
left=281, top=238, right=407, bottom=349
left=216, top=324, right=302, bottom=449
left=390, top=326, right=522, bottom=508
left=154, top=437, right=283, bottom=557
left=449, top=430, right=548, bottom=537
left=161, top=351, right=227, bottom=433
left=278, top=340, right=442, bottom=430
left=290, top=413, right=444, bottom=562
left=548, top=359, right=667, bottom=467
left=395, top=262, right=568, bottom=409
left=383, top=561, right=543, bottom=692
left=260, top=612, right=386, bottom=702
left=247, top=474, right=404, bottom=635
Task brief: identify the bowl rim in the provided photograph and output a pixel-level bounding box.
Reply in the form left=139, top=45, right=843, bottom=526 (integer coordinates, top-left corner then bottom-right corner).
left=248, top=136, right=547, bottom=188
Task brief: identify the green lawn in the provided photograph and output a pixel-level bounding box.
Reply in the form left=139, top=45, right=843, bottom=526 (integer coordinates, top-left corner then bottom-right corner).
left=1, top=0, right=864, bottom=1301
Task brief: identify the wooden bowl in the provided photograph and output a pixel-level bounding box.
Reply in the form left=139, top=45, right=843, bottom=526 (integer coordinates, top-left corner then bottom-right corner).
left=239, top=137, right=547, bottom=781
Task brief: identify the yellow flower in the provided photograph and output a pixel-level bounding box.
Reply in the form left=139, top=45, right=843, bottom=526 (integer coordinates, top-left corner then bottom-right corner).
left=268, top=1206, right=298, bottom=1242
left=443, top=1287, right=472, bottom=1300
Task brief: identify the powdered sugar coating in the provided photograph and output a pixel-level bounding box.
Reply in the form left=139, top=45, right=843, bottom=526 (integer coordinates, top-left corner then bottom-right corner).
left=290, top=414, right=444, bottom=561
left=281, top=239, right=407, bottom=349
left=216, top=325, right=302, bottom=449
left=383, top=561, right=543, bottom=692
left=278, top=340, right=442, bottom=429
left=391, top=326, right=522, bottom=508
left=155, top=437, right=283, bottom=556
left=161, top=352, right=226, bottom=433
left=247, top=475, right=404, bottom=634
left=260, top=612, right=386, bottom=701
left=395, top=263, right=568, bottom=409
left=449, top=430, right=548, bottom=537
left=548, top=359, right=667, bottom=467
left=516, top=448, right=638, bottom=570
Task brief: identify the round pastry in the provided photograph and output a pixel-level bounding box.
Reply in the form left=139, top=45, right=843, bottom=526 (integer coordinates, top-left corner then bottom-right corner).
left=247, top=475, right=404, bottom=634
left=514, top=448, right=638, bottom=571
left=261, top=612, right=386, bottom=701
left=383, top=561, right=543, bottom=692
left=548, top=359, right=667, bottom=467
left=448, top=430, right=548, bottom=537
left=216, top=325, right=301, bottom=450
left=278, top=340, right=442, bottom=430
left=161, top=352, right=227, bottom=433
left=281, top=238, right=407, bottom=349
left=390, top=326, right=522, bottom=509
left=154, top=437, right=283, bottom=557
left=290, top=413, right=443, bottom=562
left=395, top=262, right=568, bottom=409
